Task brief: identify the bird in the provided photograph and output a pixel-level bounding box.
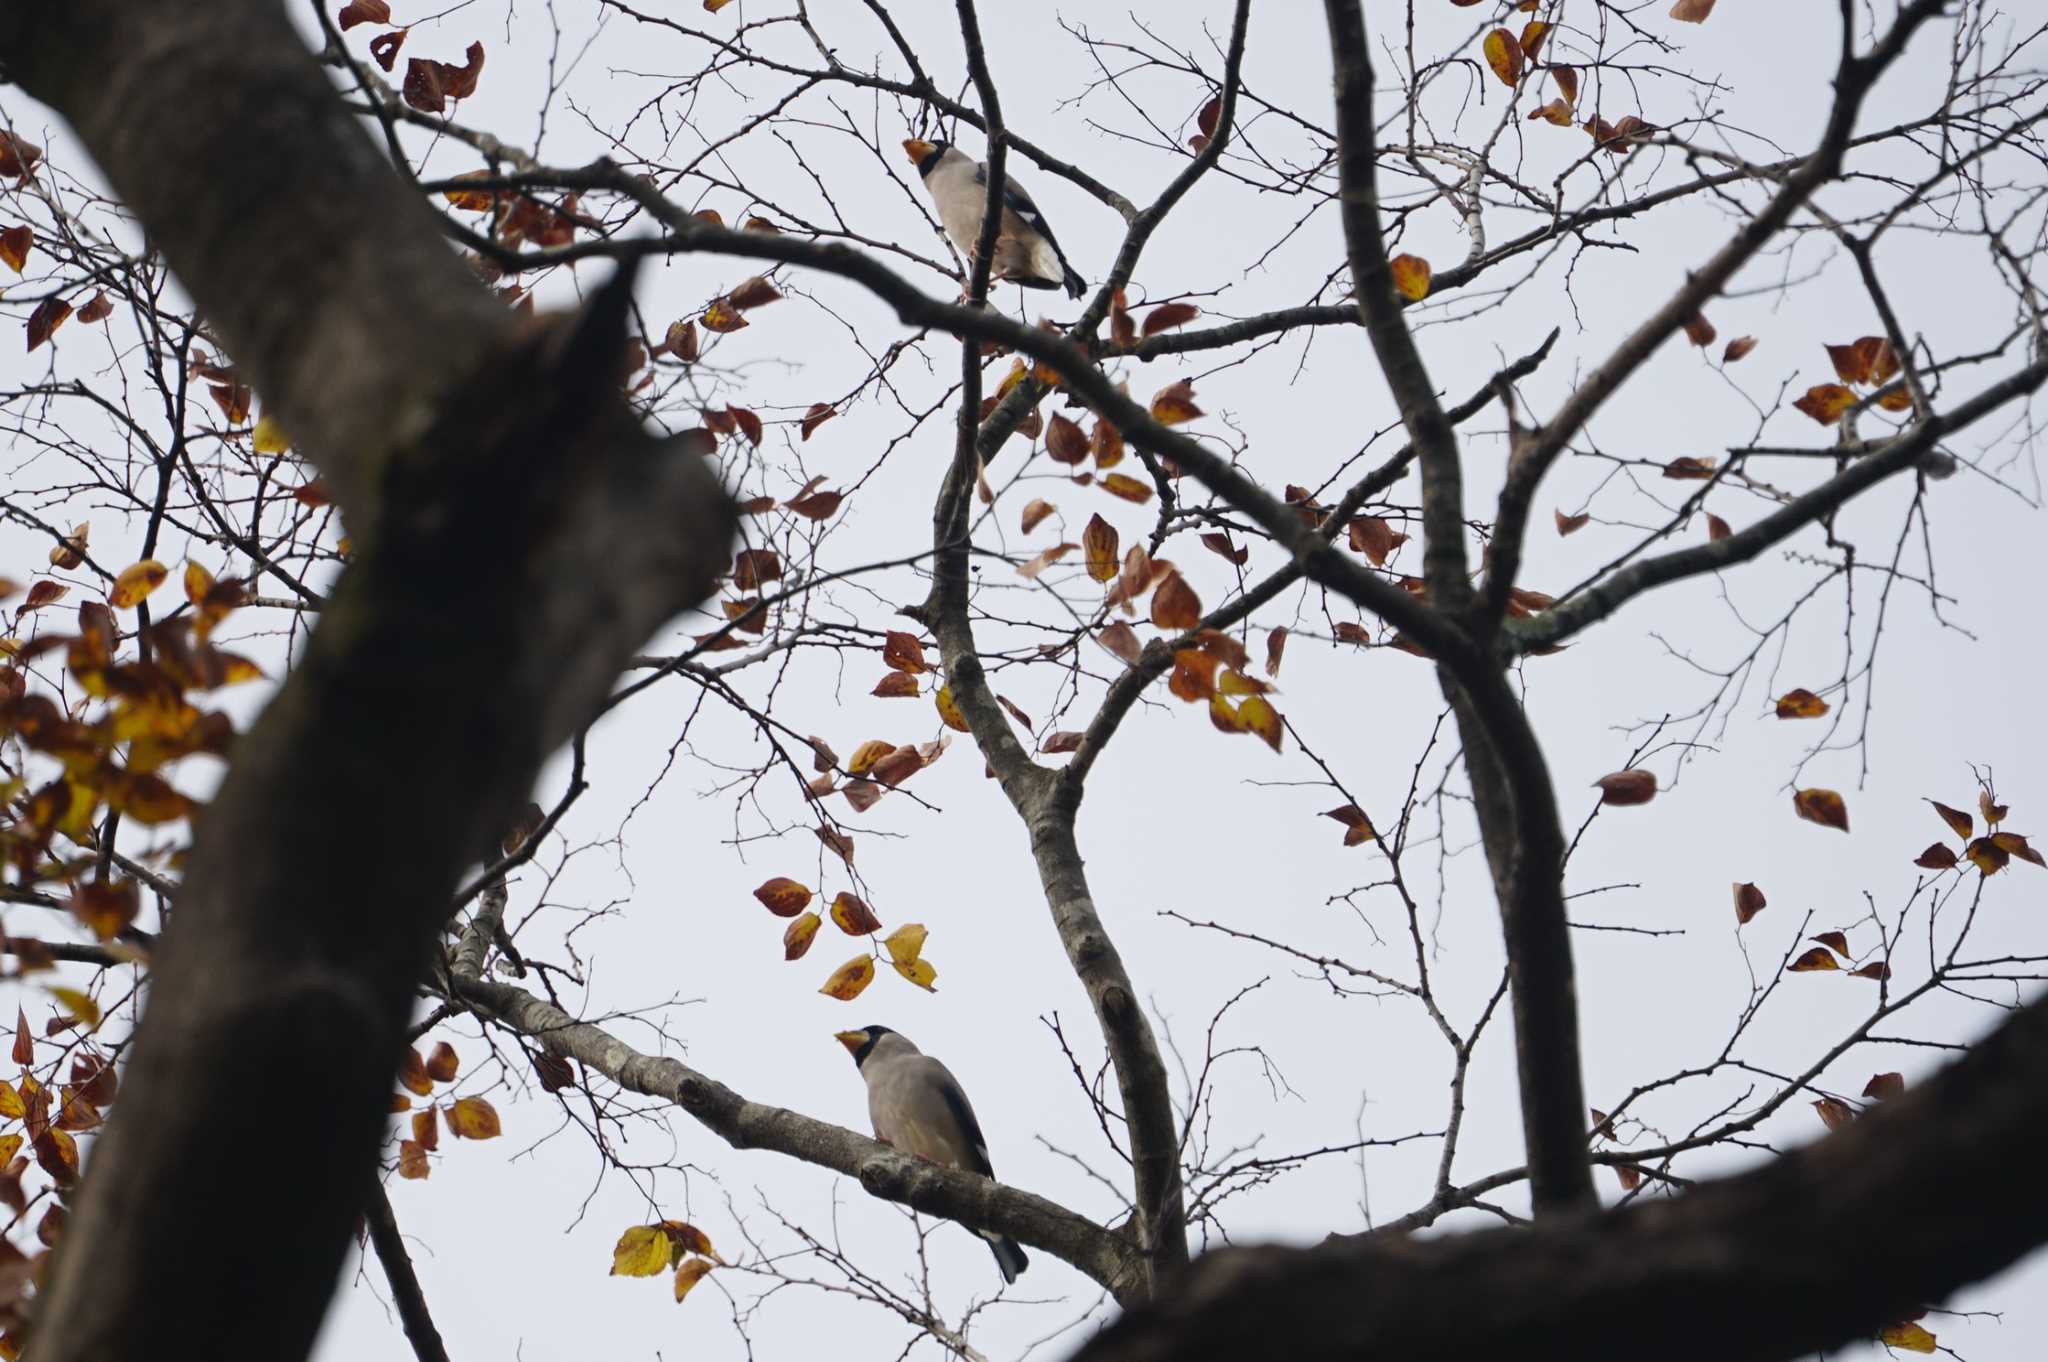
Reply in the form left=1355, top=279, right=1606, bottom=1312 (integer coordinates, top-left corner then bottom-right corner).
left=904, top=138, right=1086, bottom=300
left=835, top=1024, right=1030, bottom=1283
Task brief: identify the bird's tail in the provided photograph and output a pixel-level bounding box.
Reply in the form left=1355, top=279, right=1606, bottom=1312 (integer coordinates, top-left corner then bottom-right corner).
left=984, top=1231, right=1029, bottom=1283
left=1060, top=261, right=1086, bottom=301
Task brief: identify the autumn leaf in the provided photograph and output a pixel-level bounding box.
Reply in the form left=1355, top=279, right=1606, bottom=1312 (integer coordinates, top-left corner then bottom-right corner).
left=1081, top=514, right=1121, bottom=584
left=1875, top=1318, right=1933, bottom=1351
left=1912, top=842, right=1958, bottom=870
left=109, top=560, right=169, bottom=609
left=612, top=1225, right=670, bottom=1277
left=1482, top=27, right=1524, bottom=86
left=398, top=1048, right=433, bottom=1096
left=69, top=880, right=138, bottom=942
left=753, top=878, right=812, bottom=918
left=338, top=0, right=392, bottom=30
left=726, top=276, right=781, bottom=310
left=1723, top=335, right=1758, bottom=363
left=1265, top=626, right=1288, bottom=677
left=1324, top=805, right=1376, bottom=847
left=1092, top=417, right=1125, bottom=469
left=1018, top=542, right=1077, bottom=580
left=49, top=987, right=98, bottom=1030
left=882, top=631, right=929, bottom=675
left=77, top=290, right=114, bottom=324
left=1862, top=1072, right=1904, bottom=1101
left=1979, top=788, right=2007, bottom=825
left=1706, top=512, right=1732, bottom=541
left=1594, top=770, right=1657, bottom=806
left=1850, top=961, right=1892, bottom=981
left=369, top=28, right=407, bottom=70
left=935, top=684, right=970, bottom=733
left=11, top=1010, right=30, bottom=1066
left=1100, top=472, right=1155, bottom=504
left=1992, top=830, right=2045, bottom=867
left=819, top=955, right=875, bottom=1001
left=1149, top=379, right=1203, bottom=426
left=701, top=299, right=747, bottom=333
left=412, top=1107, right=439, bottom=1153
left=1680, top=312, right=1716, bottom=347
left=1793, top=788, right=1849, bottom=832
left=731, top=548, right=780, bottom=590
left=673, top=1256, right=714, bottom=1303
left=1143, top=302, right=1200, bottom=336
left=1662, top=456, right=1717, bottom=480
left=1786, top=947, right=1840, bottom=973
left=1097, top=622, right=1142, bottom=665
left=1200, top=532, right=1248, bottom=566
left=1021, top=499, right=1057, bottom=534
left=1774, top=688, right=1829, bottom=719
left=1812, top=1096, right=1855, bottom=1130
left=27, top=296, right=72, bottom=351
left=1732, top=882, right=1765, bottom=925
left=871, top=672, right=919, bottom=699
left=829, top=892, right=881, bottom=936
left=1151, top=571, right=1202, bottom=631
left=1237, top=696, right=1283, bottom=752
left=1347, top=516, right=1409, bottom=566
left=1040, top=731, right=1084, bottom=754
left=0, top=226, right=30, bottom=274
left=883, top=923, right=928, bottom=966
left=1388, top=254, right=1432, bottom=302
left=1555, top=509, right=1590, bottom=536
left=1792, top=384, right=1856, bottom=425
left=446, top=1096, right=501, bottom=1139
left=786, top=488, right=842, bottom=520
left=1965, top=836, right=2009, bottom=876
left=425, top=1042, right=459, bottom=1084
left=1670, top=0, right=1717, bottom=21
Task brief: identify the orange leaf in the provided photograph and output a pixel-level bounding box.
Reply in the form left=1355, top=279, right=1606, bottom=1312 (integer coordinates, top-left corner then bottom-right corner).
left=1555, top=509, right=1590, bottom=536
left=935, top=684, right=970, bottom=734
left=1388, top=254, right=1432, bottom=302
left=882, top=631, right=929, bottom=675
left=1100, top=472, right=1154, bottom=503
left=872, top=671, right=919, bottom=698
left=1143, top=302, right=1200, bottom=336
left=1083, top=514, right=1120, bottom=583
left=27, top=296, right=72, bottom=351
left=1324, top=805, right=1376, bottom=847
left=398, top=1048, right=433, bottom=1096
left=783, top=911, right=821, bottom=961
left=1792, top=384, right=1856, bottom=425
left=829, top=892, right=882, bottom=936
left=1773, top=688, right=1828, bottom=719
left=674, top=1256, right=715, bottom=1303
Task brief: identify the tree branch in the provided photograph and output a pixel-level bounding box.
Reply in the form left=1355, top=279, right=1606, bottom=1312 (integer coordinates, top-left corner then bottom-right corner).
left=363, top=1181, right=453, bottom=1362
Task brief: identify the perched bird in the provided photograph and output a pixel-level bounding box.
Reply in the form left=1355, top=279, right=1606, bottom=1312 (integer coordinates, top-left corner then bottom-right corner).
left=835, top=1024, right=1030, bottom=1283
left=904, top=138, right=1086, bottom=300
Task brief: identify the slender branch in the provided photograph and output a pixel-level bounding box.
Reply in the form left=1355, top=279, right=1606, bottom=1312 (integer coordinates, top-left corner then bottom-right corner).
left=362, top=1181, right=452, bottom=1362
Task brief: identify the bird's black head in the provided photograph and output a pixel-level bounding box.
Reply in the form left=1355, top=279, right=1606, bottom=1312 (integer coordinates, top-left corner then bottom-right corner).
left=834, top=1024, right=893, bottom=1066
left=902, top=138, right=950, bottom=178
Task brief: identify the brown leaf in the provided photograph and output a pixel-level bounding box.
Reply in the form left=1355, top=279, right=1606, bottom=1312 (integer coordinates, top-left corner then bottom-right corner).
left=0, top=226, right=31, bottom=274
left=1979, top=788, right=2008, bottom=825
left=0, top=131, right=43, bottom=181
left=369, top=28, right=408, bottom=70
left=1992, top=830, right=2045, bottom=867
left=1680, top=312, right=1716, bottom=347
left=783, top=911, right=821, bottom=961
left=786, top=489, right=842, bottom=521
left=10, top=1010, right=30, bottom=1066
left=1706, top=512, right=1732, bottom=541
left=1200, top=532, right=1248, bottom=566
left=1347, top=516, right=1410, bottom=567
left=1142, top=302, right=1200, bottom=336
left=1793, top=788, right=1849, bottom=832
left=1965, top=836, right=2010, bottom=876
left=1555, top=509, right=1590, bottom=536
left=1774, top=688, right=1829, bottom=719
left=816, top=823, right=856, bottom=864
left=731, top=548, right=781, bottom=590
left=1850, top=961, right=1892, bottom=981
left=1732, top=882, right=1765, bottom=925
left=1083, top=514, right=1121, bottom=584
left=1324, top=805, right=1376, bottom=847
left=412, top=1107, right=439, bottom=1153
left=1862, top=1072, right=1904, bottom=1101
left=1150, top=571, right=1202, bottom=631
left=1662, top=456, right=1717, bottom=480
left=1040, top=731, right=1084, bottom=755
left=829, top=892, right=882, bottom=936
left=1265, top=627, right=1288, bottom=678
left=798, top=403, right=836, bottom=440
left=1722, top=335, right=1758, bottom=363
left=881, top=631, right=929, bottom=675
left=1097, top=622, right=1142, bottom=666
left=397, top=1048, right=433, bottom=1096
left=1092, top=417, right=1125, bottom=470
left=1020, top=498, right=1058, bottom=534
left=1787, top=946, right=1841, bottom=973
left=753, top=878, right=812, bottom=918
left=701, top=299, right=747, bottom=333
left=872, top=671, right=919, bottom=699
left=27, top=296, right=72, bottom=352
left=1018, top=541, right=1077, bottom=580
left=1913, top=842, right=1958, bottom=870
left=425, top=1043, right=459, bottom=1084
left=1812, top=1096, right=1855, bottom=1131
left=1670, top=0, right=1717, bottom=21
left=1812, top=931, right=1851, bottom=959
left=338, top=0, right=392, bottom=30
left=725, top=276, right=782, bottom=310
left=1594, top=769, right=1657, bottom=806
left=1149, top=379, right=1202, bottom=426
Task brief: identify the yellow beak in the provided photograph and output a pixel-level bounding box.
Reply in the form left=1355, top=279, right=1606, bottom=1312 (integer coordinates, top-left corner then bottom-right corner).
left=902, top=139, right=937, bottom=165
left=834, top=1030, right=868, bottom=1055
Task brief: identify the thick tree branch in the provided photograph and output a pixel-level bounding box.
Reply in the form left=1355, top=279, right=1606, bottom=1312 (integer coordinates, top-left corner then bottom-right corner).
left=1066, top=992, right=2048, bottom=1362
left=454, top=977, right=1145, bottom=1301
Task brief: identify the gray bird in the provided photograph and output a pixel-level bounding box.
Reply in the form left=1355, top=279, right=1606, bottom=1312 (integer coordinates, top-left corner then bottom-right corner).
left=835, top=1024, right=1029, bottom=1283
left=904, top=138, right=1086, bottom=300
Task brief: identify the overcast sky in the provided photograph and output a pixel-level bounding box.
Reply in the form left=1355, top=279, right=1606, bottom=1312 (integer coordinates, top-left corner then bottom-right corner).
left=3, top=1, right=2043, bottom=1359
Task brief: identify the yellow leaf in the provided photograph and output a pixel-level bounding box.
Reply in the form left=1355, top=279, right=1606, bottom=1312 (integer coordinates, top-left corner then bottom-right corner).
left=891, top=957, right=938, bottom=991
left=49, top=987, right=99, bottom=1029
left=829, top=891, right=881, bottom=936
left=1237, top=696, right=1283, bottom=752
left=935, top=684, right=970, bottom=733
left=611, top=1225, right=671, bottom=1277
left=819, top=955, right=876, bottom=1001
left=783, top=911, right=821, bottom=961
left=847, top=739, right=895, bottom=776
left=0, top=1081, right=22, bottom=1119
left=701, top=299, right=747, bottom=333
left=0, top=1133, right=20, bottom=1165
left=1878, top=1323, right=1936, bottom=1353
left=251, top=415, right=291, bottom=454
left=1388, top=254, right=1432, bottom=301
left=445, top=1095, right=501, bottom=1139
left=1482, top=27, right=1523, bottom=86
left=1792, top=383, right=1856, bottom=425
left=1083, top=514, right=1120, bottom=583
left=183, top=561, right=215, bottom=606
left=1100, top=472, right=1155, bottom=504
left=673, top=1256, right=714, bottom=1302
left=883, top=923, right=928, bottom=966
left=109, top=560, right=169, bottom=609
left=1148, top=379, right=1202, bottom=426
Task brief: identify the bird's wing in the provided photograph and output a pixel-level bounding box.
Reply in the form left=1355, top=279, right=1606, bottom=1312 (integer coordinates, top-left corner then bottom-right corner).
left=973, top=162, right=1067, bottom=254
left=927, top=1060, right=996, bottom=1177
left=872, top=1055, right=996, bottom=1177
